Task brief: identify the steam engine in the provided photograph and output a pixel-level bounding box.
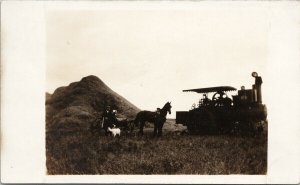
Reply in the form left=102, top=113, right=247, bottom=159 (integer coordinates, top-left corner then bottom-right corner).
left=176, top=72, right=267, bottom=134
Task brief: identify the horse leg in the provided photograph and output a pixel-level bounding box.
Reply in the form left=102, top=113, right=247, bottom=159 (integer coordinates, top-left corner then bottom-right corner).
left=158, top=122, right=163, bottom=137
left=139, top=121, right=144, bottom=135
left=153, top=123, right=158, bottom=137
left=130, top=121, right=134, bottom=133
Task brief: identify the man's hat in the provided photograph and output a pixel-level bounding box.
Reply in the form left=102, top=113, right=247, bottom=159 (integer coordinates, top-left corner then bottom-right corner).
left=252, top=72, right=258, bottom=77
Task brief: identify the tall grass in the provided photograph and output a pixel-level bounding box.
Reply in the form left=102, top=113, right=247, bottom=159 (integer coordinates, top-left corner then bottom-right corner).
left=46, top=127, right=267, bottom=174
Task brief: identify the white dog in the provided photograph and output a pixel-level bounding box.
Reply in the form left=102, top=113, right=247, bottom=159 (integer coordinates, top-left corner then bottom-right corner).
left=107, top=126, right=121, bottom=137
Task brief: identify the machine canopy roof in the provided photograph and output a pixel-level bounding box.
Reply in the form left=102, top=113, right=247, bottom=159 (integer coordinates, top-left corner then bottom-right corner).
left=183, top=86, right=237, bottom=93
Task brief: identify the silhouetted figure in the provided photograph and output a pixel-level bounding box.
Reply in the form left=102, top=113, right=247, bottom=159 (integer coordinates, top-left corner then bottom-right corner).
left=111, top=109, right=118, bottom=125
left=202, top=94, right=211, bottom=106
left=155, top=108, right=161, bottom=118
left=239, top=86, right=247, bottom=106
left=212, top=91, right=225, bottom=106
left=102, top=106, right=115, bottom=135
left=240, top=86, right=246, bottom=100
left=252, top=72, right=263, bottom=104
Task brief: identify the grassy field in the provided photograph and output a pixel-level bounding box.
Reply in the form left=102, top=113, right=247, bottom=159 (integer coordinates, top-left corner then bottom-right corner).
left=46, top=120, right=267, bottom=174
left=46, top=76, right=267, bottom=174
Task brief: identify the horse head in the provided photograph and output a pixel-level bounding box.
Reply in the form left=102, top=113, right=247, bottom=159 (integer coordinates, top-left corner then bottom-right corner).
left=164, top=101, right=172, bottom=115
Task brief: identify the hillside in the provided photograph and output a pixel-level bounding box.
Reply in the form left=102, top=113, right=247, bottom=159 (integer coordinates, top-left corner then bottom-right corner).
left=46, top=75, right=140, bottom=131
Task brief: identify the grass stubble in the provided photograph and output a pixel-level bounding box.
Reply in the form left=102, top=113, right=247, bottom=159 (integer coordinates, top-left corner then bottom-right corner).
left=46, top=120, right=267, bottom=175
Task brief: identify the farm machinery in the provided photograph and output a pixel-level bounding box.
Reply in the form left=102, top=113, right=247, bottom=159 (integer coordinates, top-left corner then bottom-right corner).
left=176, top=72, right=267, bottom=134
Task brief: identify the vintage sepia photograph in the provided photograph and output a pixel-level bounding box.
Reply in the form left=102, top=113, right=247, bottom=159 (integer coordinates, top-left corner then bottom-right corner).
left=2, top=1, right=300, bottom=183
left=46, top=4, right=269, bottom=175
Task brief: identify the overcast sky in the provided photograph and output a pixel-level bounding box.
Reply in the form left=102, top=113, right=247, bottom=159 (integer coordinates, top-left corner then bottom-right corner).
left=46, top=3, right=269, bottom=118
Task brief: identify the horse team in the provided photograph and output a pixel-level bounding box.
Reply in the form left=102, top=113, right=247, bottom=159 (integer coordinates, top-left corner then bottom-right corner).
left=90, top=102, right=172, bottom=137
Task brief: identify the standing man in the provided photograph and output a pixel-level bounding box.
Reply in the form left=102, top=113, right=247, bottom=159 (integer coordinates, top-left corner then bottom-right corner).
left=111, top=109, right=119, bottom=127
left=155, top=108, right=161, bottom=118
left=156, top=108, right=161, bottom=114
left=252, top=72, right=263, bottom=104
left=102, top=105, right=112, bottom=135
left=202, top=94, right=210, bottom=106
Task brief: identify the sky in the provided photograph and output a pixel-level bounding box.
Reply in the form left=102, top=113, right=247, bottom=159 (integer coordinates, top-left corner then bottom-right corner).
left=46, top=3, right=269, bottom=118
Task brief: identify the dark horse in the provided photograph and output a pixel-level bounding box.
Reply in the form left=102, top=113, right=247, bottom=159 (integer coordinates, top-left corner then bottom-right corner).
left=134, top=102, right=172, bottom=137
